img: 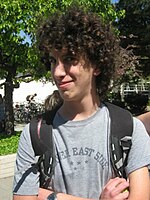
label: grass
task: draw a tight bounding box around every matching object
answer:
[0,132,21,156]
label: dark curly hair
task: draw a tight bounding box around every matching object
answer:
[37,5,124,99]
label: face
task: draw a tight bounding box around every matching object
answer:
[50,49,99,102]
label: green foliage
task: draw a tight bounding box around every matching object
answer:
[52,0,123,22]
[0,0,52,79]
[0,132,21,155]
[0,0,124,135]
[115,0,150,79]
[0,0,122,81]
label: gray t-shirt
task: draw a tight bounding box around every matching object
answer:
[13,105,150,199]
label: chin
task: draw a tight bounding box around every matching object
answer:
[62,96,74,102]
[60,92,75,102]
[59,91,70,99]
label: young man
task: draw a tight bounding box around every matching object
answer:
[13,5,150,200]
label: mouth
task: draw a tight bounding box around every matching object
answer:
[57,80,73,89]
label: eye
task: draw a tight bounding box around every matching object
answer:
[48,56,57,70]
[63,56,78,65]
[64,56,73,62]
[49,56,56,65]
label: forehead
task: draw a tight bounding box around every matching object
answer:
[50,47,79,57]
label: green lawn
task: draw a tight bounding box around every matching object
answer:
[0,132,21,156]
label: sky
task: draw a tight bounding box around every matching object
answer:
[111,0,118,3]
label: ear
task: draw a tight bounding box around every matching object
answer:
[93,68,101,76]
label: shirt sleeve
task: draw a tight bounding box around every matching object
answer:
[126,117,150,176]
[13,124,40,195]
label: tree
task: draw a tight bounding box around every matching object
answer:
[0,0,120,134]
[0,0,52,134]
[115,0,150,79]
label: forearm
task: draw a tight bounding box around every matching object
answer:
[13,195,37,200]
[13,192,93,200]
[56,193,95,200]
[13,177,130,200]
[38,188,95,200]
[38,177,129,200]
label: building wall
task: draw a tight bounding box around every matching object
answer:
[0,80,57,104]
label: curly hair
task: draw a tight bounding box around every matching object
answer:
[37,5,123,99]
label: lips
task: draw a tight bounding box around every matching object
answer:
[57,80,73,89]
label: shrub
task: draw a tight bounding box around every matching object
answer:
[124,93,149,115]
[0,132,21,155]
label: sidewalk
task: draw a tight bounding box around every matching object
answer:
[0,123,25,200]
[0,176,13,200]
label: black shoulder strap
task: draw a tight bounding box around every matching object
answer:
[30,108,57,156]
[105,102,133,178]
[29,107,59,188]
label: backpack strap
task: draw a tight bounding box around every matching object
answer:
[105,102,133,179]
[29,107,59,188]
[30,117,53,155]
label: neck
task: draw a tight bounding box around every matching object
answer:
[59,95,101,121]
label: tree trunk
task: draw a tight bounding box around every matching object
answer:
[4,73,14,135]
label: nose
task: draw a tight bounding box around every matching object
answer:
[52,60,66,79]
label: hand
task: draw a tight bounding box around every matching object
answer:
[100,177,129,200]
[38,188,53,200]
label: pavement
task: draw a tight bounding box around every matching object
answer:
[0,176,13,200]
[0,123,25,200]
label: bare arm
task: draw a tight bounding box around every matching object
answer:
[137,112,150,135]
[13,177,130,200]
[35,178,129,200]
[38,190,95,200]
[13,195,37,200]
[13,192,95,200]
[127,166,150,200]
[38,185,128,200]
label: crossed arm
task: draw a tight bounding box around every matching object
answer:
[13,166,150,200]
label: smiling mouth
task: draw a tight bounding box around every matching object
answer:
[58,81,73,88]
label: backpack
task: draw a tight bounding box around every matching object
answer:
[30,102,133,188]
